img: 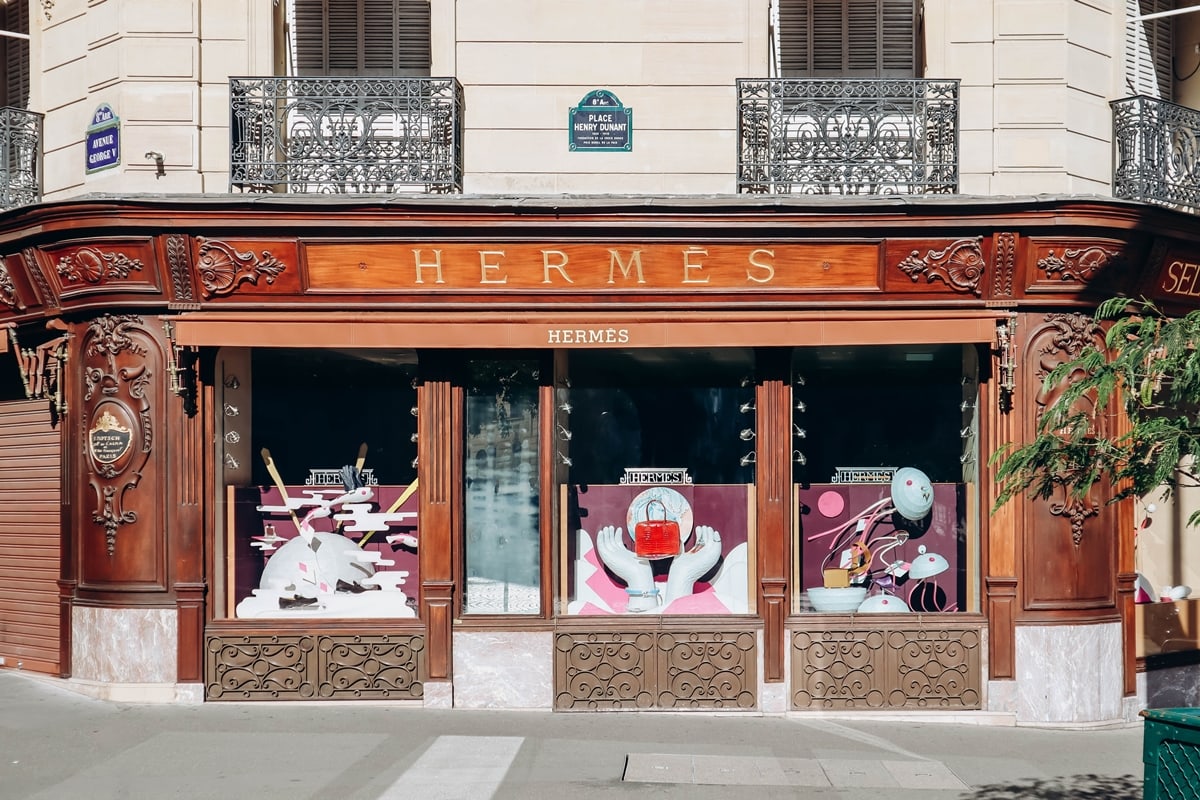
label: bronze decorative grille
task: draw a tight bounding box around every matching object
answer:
[554,628,758,711]
[0,107,41,210]
[737,79,959,195]
[791,620,983,710]
[1112,95,1200,212]
[229,76,463,194]
[205,631,425,701]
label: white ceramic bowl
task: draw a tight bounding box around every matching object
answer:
[857,592,910,613]
[806,586,868,613]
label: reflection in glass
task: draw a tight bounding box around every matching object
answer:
[464,359,541,614]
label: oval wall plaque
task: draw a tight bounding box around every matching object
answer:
[89,408,134,466]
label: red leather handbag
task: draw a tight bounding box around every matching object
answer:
[634,499,681,559]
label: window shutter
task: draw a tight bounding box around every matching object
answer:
[2,0,30,108]
[1125,0,1172,100]
[293,0,430,76]
[777,0,810,76]
[777,0,918,78]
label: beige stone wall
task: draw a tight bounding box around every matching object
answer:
[929,0,1120,197]
[25,0,1168,200]
[453,0,768,194]
[33,0,272,199]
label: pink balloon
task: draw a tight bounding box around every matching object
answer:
[817,490,845,518]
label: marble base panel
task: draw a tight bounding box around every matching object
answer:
[1015,622,1122,725]
[72,606,177,684]
[453,631,552,709]
[986,680,1018,714]
[424,681,453,709]
[758,630,787,713]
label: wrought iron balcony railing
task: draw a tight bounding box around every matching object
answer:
[1111,95,1200,212]
[737,79,959,195]
[229,76,464,194]
[0,107,42,211]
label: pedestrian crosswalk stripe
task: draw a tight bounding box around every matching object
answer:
[378,735,525,800]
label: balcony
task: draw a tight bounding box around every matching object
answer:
[229,76,463,194]
[0,107,42,211]
[737,79,959,196]
[1112,95,1200,212]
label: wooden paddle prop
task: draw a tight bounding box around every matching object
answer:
[358,477,419,547]
[260,447,301,531]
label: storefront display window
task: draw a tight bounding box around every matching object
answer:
[216,348,419,619]
[793,345,978,614]
[559,349,756,616]
[463,358,542,614]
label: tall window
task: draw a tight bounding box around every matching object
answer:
[1125,0,1173,100]
[777,0,919,77]
[1,0,29,108]
[292,0,431,76]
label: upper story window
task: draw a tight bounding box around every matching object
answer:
[1125,0,1173,100]
[292,0,431,76]
[776,0,920,77]
[1,0,29,107]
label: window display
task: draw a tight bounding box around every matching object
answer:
[793,345,977,614]
[558,349,756,616]
[216,348,419,619]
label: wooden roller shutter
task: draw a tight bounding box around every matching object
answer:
[293,0,431,76]
[778,0,919,77]
[0,400,62,676]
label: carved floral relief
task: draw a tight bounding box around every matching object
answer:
[897,239,985,295]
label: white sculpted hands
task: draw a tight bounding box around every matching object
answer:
[664,525,722,606]
[595,525,657,612]
[594,524,723,612]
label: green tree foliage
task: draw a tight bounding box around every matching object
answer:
[992,297,1200,526]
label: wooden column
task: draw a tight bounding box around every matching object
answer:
[171,329,206,682]
[983,317,1017,680]
[419,379,455,680]
[756,352,791,683]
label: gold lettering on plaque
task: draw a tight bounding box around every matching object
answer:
[89,410,133,465]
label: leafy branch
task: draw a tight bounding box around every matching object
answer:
[992,297,1200,527]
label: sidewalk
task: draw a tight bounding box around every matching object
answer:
[0,670,1145,799]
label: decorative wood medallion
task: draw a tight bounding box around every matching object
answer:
[22,248,56,308]
[1037,246,1121,284]
[166,234,198,306]
[992,233,1016,298]
[196,237,286,298]
[0,262,20,309]
[896,239,985,295]
[84,315,154,555]
[57,247,143,286]
[1033,312,1104,546]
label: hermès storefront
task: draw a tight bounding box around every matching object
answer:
[0,194,1184,722]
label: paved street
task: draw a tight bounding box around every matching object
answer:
[0,670,1144,799]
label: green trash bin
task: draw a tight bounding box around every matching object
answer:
[1143,708,1200,800]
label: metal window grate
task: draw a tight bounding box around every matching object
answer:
[229,75,463,194]
[737,78,959,196]
[1111,94,1200,213]
[0,107,41,211]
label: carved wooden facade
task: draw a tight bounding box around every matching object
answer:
[0,194,1189,709]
